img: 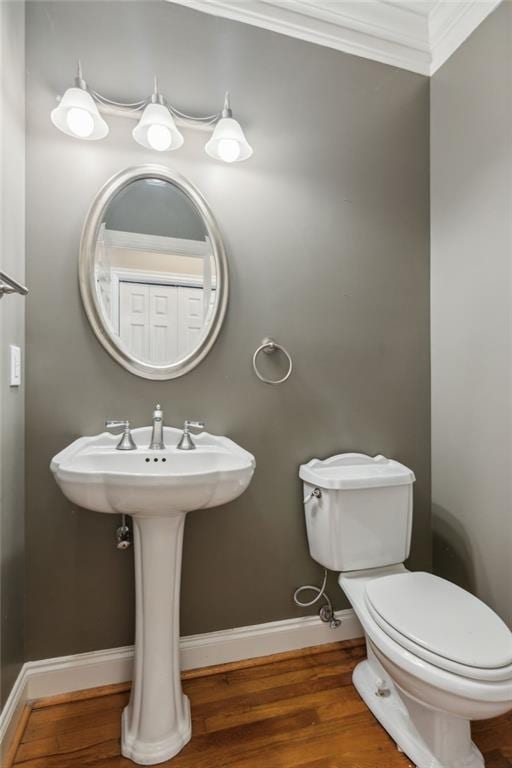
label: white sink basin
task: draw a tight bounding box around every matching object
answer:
[51,426,255,766]
[51,426,255,516]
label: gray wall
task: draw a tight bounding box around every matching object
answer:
[26,1,430,660]
[431,2,512,627]
[1,0,26,705]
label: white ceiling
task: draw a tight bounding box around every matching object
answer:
[168,0,502,75]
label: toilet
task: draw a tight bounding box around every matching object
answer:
[299,453,512,768]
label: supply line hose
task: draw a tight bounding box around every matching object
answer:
[293,569,341,629]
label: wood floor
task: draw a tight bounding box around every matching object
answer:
[10,640,512,768]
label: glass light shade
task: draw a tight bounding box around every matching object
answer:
[50,87,109,140]
[205,117,253,163]
[132,103,184,152]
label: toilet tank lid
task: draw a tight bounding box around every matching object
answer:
[299,453,415,490]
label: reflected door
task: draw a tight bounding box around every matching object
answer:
[149,285,179,364]
[119,282,150,361]
[119,282,203,365]
[178,287,204,358]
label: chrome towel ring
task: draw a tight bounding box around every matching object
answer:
[252,337,293,385]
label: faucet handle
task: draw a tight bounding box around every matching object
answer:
[184,420,205,431]
[105,419,129,429]
[105,420,137,451]
[177,420,205,451]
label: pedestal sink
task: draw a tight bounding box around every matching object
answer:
[51,426,255,765]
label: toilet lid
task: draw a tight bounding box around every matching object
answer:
[365,572,512,670]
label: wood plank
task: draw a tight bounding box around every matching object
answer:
[21,693,129,744]
[204,681,362,733]
[290,761,337,768]
[2,704,32,768]
[183,659,357,707]
[163,712,411,768]
[14,721,120,763]
[31,683,131,710]
[24,692,129,734]
[12,738,122,767]
[189,671,353,722]
[472,711,512,751]
[478,752,512,768]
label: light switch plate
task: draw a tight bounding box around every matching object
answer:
[9,345,21,386]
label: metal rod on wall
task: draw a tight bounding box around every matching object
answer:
[0,270,29,297]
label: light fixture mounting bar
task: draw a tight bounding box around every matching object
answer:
[83,80,222,130]
[83,89,221,129]
[92,100,216,132]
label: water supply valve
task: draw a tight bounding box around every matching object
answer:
[116,515,132,550]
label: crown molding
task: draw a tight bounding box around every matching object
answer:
[429,0,502,73]
[169,0,432,74]
[168,0,502,76]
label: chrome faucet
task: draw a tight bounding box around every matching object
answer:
[177,420,205,451]
[149,404,165,450]
[105,420,137,451]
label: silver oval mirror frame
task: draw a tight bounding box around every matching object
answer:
[79,165,228,380]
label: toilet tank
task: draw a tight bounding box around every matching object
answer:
[299,453,415,572]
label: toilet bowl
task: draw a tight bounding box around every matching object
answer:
[299,453,512,768]
[341,566,512,768]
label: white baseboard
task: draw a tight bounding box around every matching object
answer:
[0,665,29,763]
[181,608,361,672]
[0,608,362,752]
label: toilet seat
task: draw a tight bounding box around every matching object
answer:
[365,572,512,683]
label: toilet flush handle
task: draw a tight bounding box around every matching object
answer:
[304,487,322,504]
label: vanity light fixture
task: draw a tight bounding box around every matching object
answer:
[205,93,253,163]
[132,79,184,152]
[51,63,253,162]
[50,63,109,140]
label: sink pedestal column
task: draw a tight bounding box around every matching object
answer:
[121,514,191,765]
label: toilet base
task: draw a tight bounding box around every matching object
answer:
[353,651,484,768]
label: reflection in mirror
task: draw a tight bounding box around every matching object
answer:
[94,178,217,367]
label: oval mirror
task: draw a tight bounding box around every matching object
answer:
[79,166,228,380]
